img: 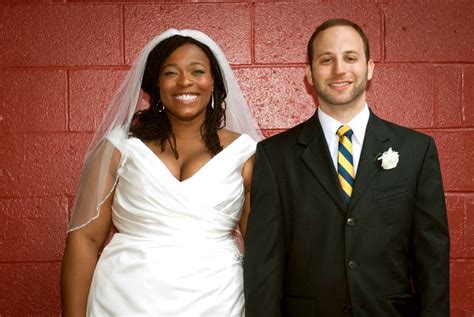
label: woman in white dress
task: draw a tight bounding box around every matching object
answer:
[61,29,262,316]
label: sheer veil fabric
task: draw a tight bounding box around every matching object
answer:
[67,29,262,232]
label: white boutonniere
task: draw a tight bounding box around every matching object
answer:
[377,147,399,170]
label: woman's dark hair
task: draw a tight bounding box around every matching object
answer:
[130,35,227,158]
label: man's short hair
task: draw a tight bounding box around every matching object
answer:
[307,18,371,64]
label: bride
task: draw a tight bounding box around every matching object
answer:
[61,29,261,316]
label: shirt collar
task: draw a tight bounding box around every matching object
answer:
[318,104,370,145]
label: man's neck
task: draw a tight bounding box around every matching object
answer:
[318,99,366,124]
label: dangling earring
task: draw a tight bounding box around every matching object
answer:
[157,101,165,112]
[210,92,214,109]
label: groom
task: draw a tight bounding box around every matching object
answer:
[244,19,449,316]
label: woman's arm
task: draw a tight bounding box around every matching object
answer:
[61,142,121,316]
[61,193,113,317]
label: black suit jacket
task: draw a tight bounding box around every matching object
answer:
[244,111,449,317]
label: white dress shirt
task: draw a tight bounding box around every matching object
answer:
[318,104,370,176]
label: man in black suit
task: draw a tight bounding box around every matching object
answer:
[244,18,449,316]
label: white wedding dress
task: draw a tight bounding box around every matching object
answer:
[86,133,256,316]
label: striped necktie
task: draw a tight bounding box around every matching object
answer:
[337,125,354,204]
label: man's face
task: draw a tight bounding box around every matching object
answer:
[305,25,374,110]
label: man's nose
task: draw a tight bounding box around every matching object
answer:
[333,59,347,75]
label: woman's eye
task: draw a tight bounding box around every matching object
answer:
[192,69,205,75]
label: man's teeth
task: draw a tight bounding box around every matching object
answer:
[330,82,350,87]
[175,94,198,101]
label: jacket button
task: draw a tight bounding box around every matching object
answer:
[348,260,358,269]
[344,304,352,313]
[346,218,355,226]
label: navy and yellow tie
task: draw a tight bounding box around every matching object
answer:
[337,125,354,204]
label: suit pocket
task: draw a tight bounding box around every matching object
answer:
[372,179,412,225]
[283,296,316,317]
[385,292,419,317]
[372,179,409,201]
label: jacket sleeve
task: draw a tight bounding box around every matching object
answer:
[411,137,450,316]
[244,142,285,317]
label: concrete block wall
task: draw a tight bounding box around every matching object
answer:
[0,0,472,315]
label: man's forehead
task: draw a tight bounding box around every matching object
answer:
[312,27,364,50]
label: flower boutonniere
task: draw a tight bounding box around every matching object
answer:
[377,147,399,170]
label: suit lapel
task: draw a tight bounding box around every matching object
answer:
[299,114,346,212]
[348,112,391,210]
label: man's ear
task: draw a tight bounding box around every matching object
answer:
[367,58,374,81]
[305,64,314,86]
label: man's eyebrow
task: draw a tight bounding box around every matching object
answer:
[315,50,360,58]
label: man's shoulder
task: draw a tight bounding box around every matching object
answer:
[372,112,433,143]
[259,118,311,149]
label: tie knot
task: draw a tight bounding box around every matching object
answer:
[337,125,353,138]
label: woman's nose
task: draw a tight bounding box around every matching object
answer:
[177,73,192,87]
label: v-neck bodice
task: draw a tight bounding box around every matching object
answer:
[134,134,249,184]
[108,133,256,238]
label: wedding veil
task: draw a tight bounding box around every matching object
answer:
[67,29,262,232]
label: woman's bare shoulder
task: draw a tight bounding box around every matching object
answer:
[218,129,241,148]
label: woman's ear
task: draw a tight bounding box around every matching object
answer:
[141,90,150,103]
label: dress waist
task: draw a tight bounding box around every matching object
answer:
[108,232,238,253]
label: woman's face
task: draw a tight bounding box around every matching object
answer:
[158,43,214,123]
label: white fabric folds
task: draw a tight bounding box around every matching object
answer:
[86,133,256,315]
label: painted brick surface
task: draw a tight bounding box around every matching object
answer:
[0,133,91,197]
[433,66,463,127]
[69,69,129,132]
[0,0,50,3]
[254,2,381,64]
[235,67,316,129]
[261,129,285,138]
[124,4,252,65]
[0,1,472,315]
[451,261,474,313]
[446,194,465,259]
[0,5,122,67]
[429,131,474,191]
[0,263,61,316]
[384,2,474,62]
[451,309,474,317]
[464,66,474,127]
[0,70,67,132]
[465,195,474,257]
[0,197,68,262]
[367,64,433,128]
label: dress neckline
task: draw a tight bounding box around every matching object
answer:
[133,134,247,184]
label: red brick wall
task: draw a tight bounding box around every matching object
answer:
[0,1,472,315]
